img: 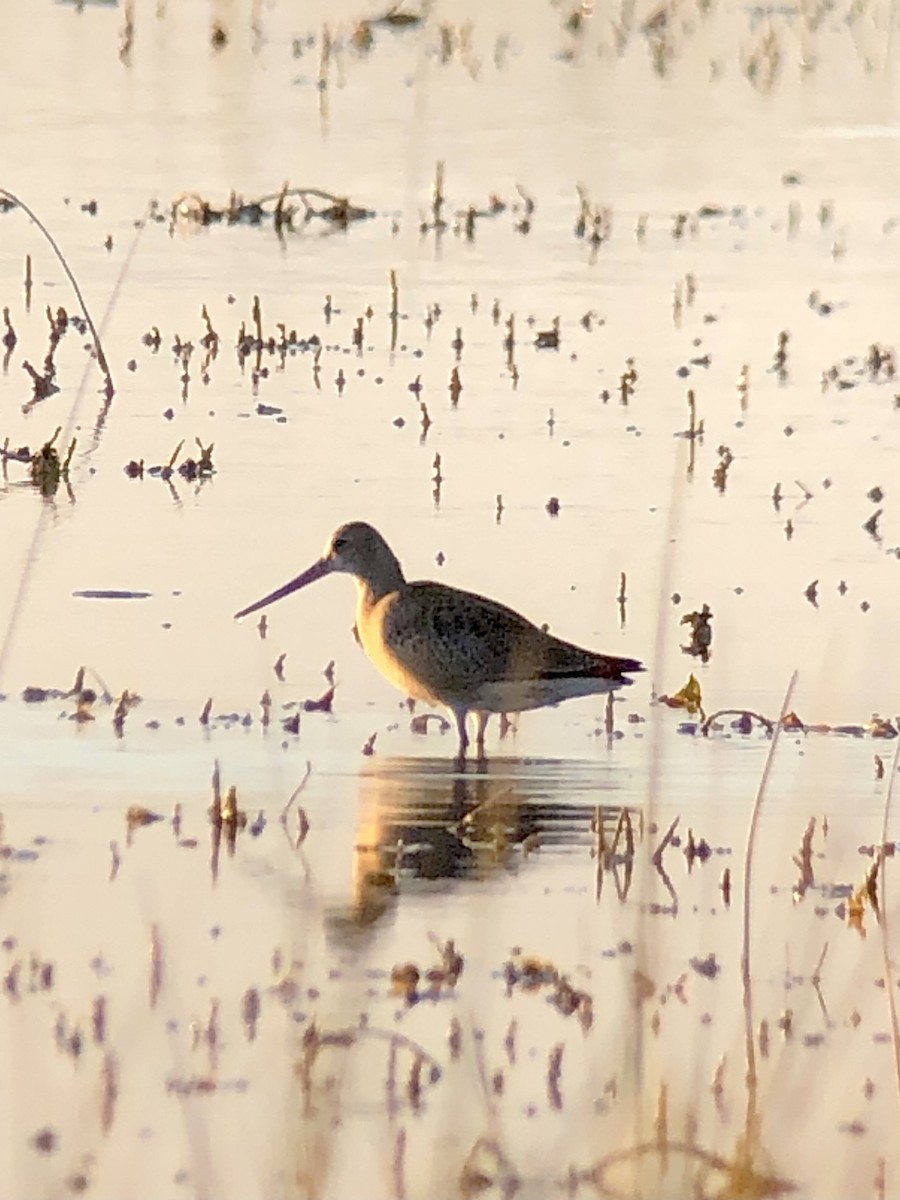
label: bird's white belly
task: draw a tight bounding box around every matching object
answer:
[473,675,621,714]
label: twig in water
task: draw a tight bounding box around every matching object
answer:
[281,762,312,824]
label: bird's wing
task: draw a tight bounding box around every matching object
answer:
[384,582,640,700]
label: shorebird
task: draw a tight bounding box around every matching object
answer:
[235,522,643,759]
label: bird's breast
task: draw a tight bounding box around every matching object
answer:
[355,588,440,703]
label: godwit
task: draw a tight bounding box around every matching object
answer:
[235,522,642,759]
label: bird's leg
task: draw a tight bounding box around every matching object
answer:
[474,711,489,758]
[453,708,469,761]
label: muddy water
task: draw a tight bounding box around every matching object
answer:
[2,2,900,1198]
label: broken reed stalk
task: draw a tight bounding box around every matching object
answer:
[0,187,114,396]
[630,438,692,1147]
[432,161,445,227]
[389,269,399,353]
[878,730,900,1106]
[740,669,797,1157]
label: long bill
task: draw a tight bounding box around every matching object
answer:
[234,557,333,620]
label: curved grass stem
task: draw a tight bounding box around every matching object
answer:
[0,187,114,397]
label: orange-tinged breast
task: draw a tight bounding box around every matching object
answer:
[355,587,442,703]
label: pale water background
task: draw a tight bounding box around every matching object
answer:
[2,1,900,1197]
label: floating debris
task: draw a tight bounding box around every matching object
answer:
[126,805,164,835]
[124,438,215,483]
[173,185,374,232]
[303,685,334,713]
[1,427,75,497]
[681,604,713,661]
[659,674,705,721]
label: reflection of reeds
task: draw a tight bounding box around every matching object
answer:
[5,702,900,1196]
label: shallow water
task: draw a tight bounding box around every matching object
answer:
[3,1,900,1197]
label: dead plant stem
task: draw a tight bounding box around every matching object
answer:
[879,730,900,1105]
[0,188,113,393]
[741,669,797,1154]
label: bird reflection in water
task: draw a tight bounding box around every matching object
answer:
[325,756,641,937]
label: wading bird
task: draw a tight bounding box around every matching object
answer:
[235,522,642,760]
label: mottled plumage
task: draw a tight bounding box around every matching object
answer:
[235,522,643,758]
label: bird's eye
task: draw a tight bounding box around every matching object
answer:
[333,537,346,551]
